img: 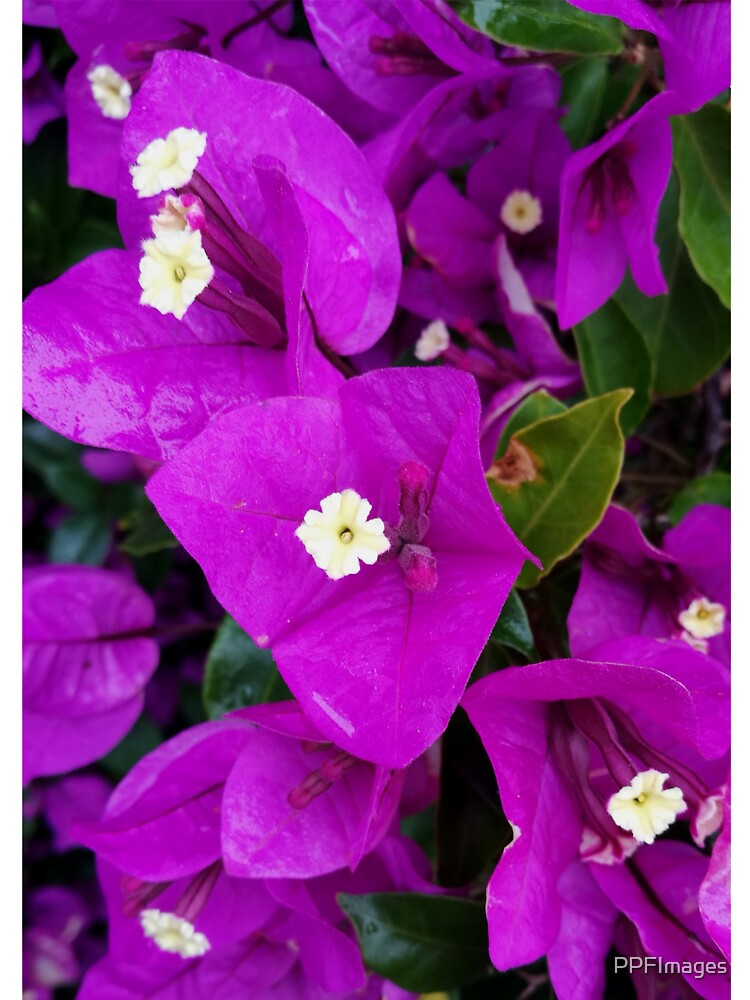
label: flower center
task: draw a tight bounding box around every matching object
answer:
[415,319,451,362]
[296,489,390,580]
[500,189,543,235]
[138,230,214,321]
[140,909,211,959]
[122,861,221,959]
[87,64,132,120]
[607,770,687,845]
[678,597,726,639]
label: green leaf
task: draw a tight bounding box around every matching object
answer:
[101,714,163,779]
[614,176,730,397]
[669,472,730,525]
[559,57,609,148]
[489,590,537,659]
[496,391,568,455]
[338,892,490,992]
[23,418,104,511]
[455,0,624,55]
[672,106,730,308]
[119,498,178,556]
[203,616,291,719]
[488,390,631,588]
[574,298,652,436]
[47,512,112,566]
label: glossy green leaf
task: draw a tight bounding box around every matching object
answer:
[48,512,112,566]
[489,589,537,659]
[203,616,290,719]
[119,498,178,556]
[574,298,652,436]
[496,391,568,455]
[559,57,608,148]
[669,472,730,525]
[614,177,729,397]
[338,892,490,992]
[456,0,623,55]
[489,390,631,587]
[672,106,730,308]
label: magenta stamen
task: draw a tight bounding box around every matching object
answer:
[120,875,170,917]
[198,278,284,348]
[565,698,638,788]
[369,31,452,78]
[123,27,208,64]
[173,861,222,924]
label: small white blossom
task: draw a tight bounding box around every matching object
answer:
[678,597,726,640]
[607,770,687,845]
[87,64,132,120]
[139,229,213,320]
[131,127,206,198]
[415,319,450,362]
[296,489,390,580]
[140,909,211,959]
[500,189,543,235]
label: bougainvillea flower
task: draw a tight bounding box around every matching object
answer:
[23,42,65,144]
[401,249,580,467]
[461,636,730,984]
[23,565,160,784]
[592,840,730,1000]
[568,503,730,666]
[305,0,495,116]
[77,704,406,882]
[547,843,730,1000]
[568,0,730,110]
[365,63,563,212]
[23,51,400,458]
[147,368,531,766]
[55,0,301,197]
[78,836,429,999]
[404,110,570,310]
[555,90,684,329]
[23,885,102,999]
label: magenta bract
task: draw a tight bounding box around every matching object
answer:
[147,368,530,766]
[23,565,160,784]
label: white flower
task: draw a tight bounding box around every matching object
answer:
[140,909,210,959]
[131,127,207,198]
[87,64,132,120]
[415,319,450,362]
[500,189,543,235]
[295,489,390,580]
[607,770,687,845]
[678,597,726,639]
[139,229,213,320]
